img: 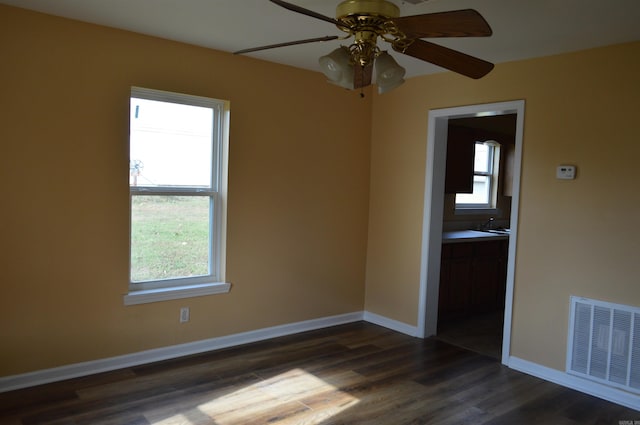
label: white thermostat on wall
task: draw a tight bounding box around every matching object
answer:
[556,165,576,180]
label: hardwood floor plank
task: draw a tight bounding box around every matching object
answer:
[255,343,381,379]
[141,373,268,424]
[322,380,436,425]
[1,322,637,425]
[560,392,634,425]
[0,387,78,418]
[352,339,466,378]
[482,384,584,425]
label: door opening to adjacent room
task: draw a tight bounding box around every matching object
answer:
[417,101,525,365]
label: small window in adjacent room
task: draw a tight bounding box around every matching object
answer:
[456,141,500,210]
[125,87,230,305]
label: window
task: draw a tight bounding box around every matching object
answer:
[125,87,229,305]
[455,141,500,209]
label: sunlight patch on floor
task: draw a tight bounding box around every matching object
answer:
[148,368,361,424]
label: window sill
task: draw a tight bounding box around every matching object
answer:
[124,282,231,306]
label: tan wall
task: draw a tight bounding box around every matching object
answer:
[0,5,370,376]
[2,3,639,380]
[365,42,640,370]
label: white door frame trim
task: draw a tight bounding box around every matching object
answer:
[417,100,525,365]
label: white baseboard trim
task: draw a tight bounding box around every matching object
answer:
[508,356,640,412]
[19,309,637,413]
[0,311,364,393]
[363,311,419,337]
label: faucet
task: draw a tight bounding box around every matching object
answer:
[479,217,495,230]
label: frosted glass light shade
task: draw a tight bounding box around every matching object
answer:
[375,51,405,94]
[319,47,354,90]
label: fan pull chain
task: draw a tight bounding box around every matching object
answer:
[359,65,365,98]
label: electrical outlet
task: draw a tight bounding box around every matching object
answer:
[180,307,190,323]
[556,165,576,180]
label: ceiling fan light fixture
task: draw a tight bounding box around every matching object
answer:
[319,46,354,89]
[375,51,405,94]
[239,1,495,92]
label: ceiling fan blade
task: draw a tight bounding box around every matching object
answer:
[233,36,339,54]
[392,9,492,38]
[269,0,350,30]
[354,63,373,89]
[398,39,494,79]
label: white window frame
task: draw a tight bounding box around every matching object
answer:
[124,87,230,305]
[455,140,501,211]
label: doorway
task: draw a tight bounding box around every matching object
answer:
[417,100,525,365]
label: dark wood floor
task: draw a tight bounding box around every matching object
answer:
[1,322,637,425]
[436,312,504,359]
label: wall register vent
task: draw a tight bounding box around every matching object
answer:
[567,296,640,394]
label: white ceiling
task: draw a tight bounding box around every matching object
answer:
[2,0,639,79]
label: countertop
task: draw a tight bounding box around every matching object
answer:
[442,230,509,243]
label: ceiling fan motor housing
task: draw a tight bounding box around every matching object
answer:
[336,0,400,19]
[336,0,401,66]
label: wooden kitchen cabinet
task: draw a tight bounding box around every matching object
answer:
[502,142,515,197]
[438,243,473,319]
[471,241,505,314]
[438,239,508,322]
[444,125,475,194]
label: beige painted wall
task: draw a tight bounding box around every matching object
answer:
[365,41,640,370]
[0,5,370,376]
[2,3,639,380]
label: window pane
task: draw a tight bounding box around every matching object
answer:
[131,196,210,282]
[130,98,213,188]
[456,176,490,205]
[474,143,490,173]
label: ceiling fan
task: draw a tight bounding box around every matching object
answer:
[234,0,494,94]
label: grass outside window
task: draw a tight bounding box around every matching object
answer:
[131,196,210,282]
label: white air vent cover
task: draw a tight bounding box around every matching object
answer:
[567,296,640,393]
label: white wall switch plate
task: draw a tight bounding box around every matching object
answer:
[556,165,576,180]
